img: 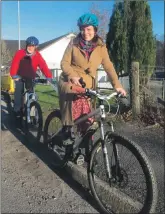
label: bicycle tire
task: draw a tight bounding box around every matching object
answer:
[1,91,13,114]
[25,101,43,143]
[43,109,68,168]
[88,132,157,214]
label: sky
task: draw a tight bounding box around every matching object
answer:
[1,1,164,44]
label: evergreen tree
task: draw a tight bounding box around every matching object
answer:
[106,3,127,76]
[106,1,156,78]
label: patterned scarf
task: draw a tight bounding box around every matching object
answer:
[79,36,96,59]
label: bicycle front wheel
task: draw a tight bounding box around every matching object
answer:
[25,101,43,143]
[88,132,157,214]
[1,90,14,115]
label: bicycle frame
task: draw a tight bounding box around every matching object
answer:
[65,96,116,180]
[53,96,115,153]
[21,80,38,123]
[73,92,121,181]
[48,81,120,180]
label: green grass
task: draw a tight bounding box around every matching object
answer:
[35,84,59,121]
[35,85,117,123]
[35,85,116,109]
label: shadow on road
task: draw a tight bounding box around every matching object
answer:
[1,103,100,213]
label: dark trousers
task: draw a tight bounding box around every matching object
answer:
[14,80,24,112]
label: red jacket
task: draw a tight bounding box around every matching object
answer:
[10,49,52,79]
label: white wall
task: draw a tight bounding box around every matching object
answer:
[39,33,75,69]
[97,70,130,91]
[52,69,130,91]
[119,76,130,91]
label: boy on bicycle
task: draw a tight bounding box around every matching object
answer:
[10,36,52,120]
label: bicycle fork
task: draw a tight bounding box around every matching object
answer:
[100,120,112,182]
[100,118,121,184]
[99,104,112,182]
[25,93,31,123]
[26,93,36,123]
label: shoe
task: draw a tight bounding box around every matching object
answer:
[61,126,75,146]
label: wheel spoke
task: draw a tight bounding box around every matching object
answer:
[88,135,157,214]
[43,111,67,168]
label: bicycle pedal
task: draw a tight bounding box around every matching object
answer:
[75,154,84,166]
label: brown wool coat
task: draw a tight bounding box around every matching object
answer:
[58,35,122,125]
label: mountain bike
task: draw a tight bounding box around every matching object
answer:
[2,78,43,143]
[43,82,157,214]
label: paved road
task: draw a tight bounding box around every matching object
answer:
[1,100,164,213]
[1,102,99,213]
[114,121,164,214]
[89,120,164,214]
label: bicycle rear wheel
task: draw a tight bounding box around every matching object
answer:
[43,109,69,168]
[88,132,157,214]
[25,101,43,143]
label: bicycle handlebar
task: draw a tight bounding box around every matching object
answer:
[13,77,38,84]
[49,78,130,108]
[86,88,118,100]
[71,85,118,99]
[71,85,130,107]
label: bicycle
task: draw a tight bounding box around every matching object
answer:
[43,82,157,214]
[2,78,43,143]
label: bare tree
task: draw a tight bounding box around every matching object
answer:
[1,40,12,66]
[90,3,110,41]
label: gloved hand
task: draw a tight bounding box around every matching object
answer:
[12,75,21,81]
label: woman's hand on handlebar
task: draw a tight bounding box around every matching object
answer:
[115,87,127,97]
[70,77,82,87]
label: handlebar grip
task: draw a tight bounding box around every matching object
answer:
[79,77,86,88]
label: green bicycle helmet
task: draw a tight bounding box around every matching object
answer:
[77,13,98,27]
